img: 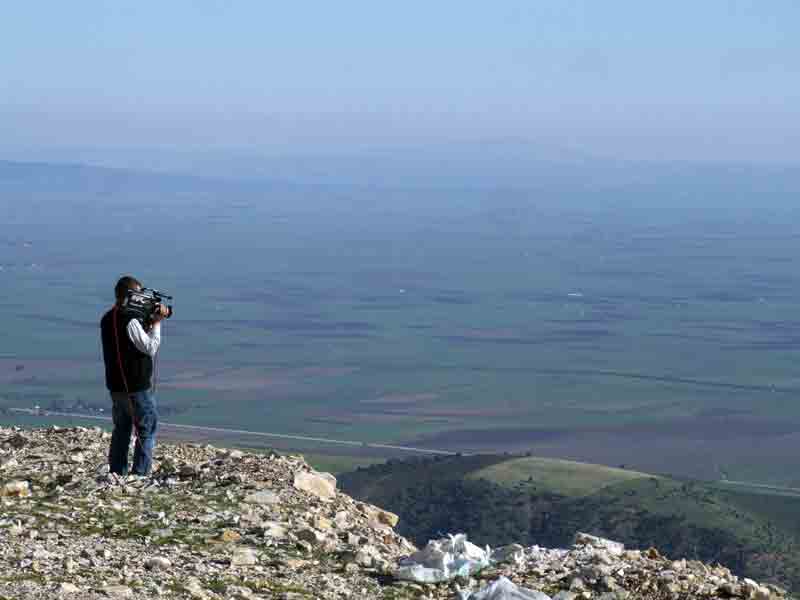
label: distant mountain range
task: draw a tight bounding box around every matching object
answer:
[3,142,799,192]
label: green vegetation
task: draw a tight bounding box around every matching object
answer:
[6,161,800,597]
[469,455,652,497]
[5,161,800,488]
[340,454,800,592]
[298,452,386,475]
[714,486,800,540]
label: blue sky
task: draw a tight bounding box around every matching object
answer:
[1,2,799,162]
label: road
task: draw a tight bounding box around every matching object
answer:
[9,408,800,494]
[7,407,457,456]
[714,479,800,497]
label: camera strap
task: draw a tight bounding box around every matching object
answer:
[112,306,142,453]
[112,306,130,395]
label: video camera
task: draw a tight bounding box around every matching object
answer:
[122,287,174,324]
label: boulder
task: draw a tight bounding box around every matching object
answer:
[223,529,243,543]
[68,451,85,463]
[296,527,326,546]
[262,521,287,539]
[57,582,81,594]
[6,433,29,449]
[293,470,336,500]
[361,503,400,528]
[230,547,258,566]
[493,543,526,564]
[145,556,172,570]
[574,532,624,556]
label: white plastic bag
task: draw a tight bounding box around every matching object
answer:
[395,534,491,583]
[466,577,551,600]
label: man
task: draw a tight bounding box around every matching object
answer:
[100,275,168,476]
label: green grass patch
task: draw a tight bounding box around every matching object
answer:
[230,445,386,474]
[713,485,800,539]
[469,455,653,497]
[299,452,386,475]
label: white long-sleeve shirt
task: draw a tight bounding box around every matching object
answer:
[126,319,161,357]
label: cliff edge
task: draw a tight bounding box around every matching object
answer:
[0,427,791,600]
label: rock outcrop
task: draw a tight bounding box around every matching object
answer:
[0,426,792,599]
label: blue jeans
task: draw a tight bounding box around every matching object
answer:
[109,390,158,475]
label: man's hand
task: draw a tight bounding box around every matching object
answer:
[152,304,170,323]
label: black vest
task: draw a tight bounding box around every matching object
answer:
[100,308,153,393]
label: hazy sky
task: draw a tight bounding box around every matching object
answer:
[2,2,799,163]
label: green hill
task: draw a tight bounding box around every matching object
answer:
[339,454,800,593]
[469,455,652,497]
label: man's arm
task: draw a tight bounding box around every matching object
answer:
[126,319,161,357]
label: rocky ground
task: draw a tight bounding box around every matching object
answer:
[0,426,793,600]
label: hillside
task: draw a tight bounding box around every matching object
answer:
[0,427,794,599]
[339,454,800,593]
[467,456,653,497]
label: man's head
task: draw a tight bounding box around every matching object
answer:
[114,275,142,305]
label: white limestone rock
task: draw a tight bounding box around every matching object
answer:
[57,582,81,594]
[262,520,287,539]
[145,556,172,570]
[243,489,279,505]
[230,547,259,566]
[293,470,336,500]
[1,480,31,497]
[101,585,134,598]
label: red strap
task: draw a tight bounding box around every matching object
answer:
[112,306,130,394]
[112,306,142,452]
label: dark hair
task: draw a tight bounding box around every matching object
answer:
[115,275,142,302]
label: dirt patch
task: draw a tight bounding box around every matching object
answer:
[421,408,520,417]
[371,407,521,418]
[411,416,800,447]
[361,392,439,405]
[309,412,453,425]
[0,359,95,384]
[296,366,358,377]
[448,328,528,340]
[405,417,800,481]
[355,392,522,417]
[160,378,290,391]
[180,318,377,333]
[161,365,357,392]
[438,328,615,345]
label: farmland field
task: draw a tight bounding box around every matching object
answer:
[2,161,800,485]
